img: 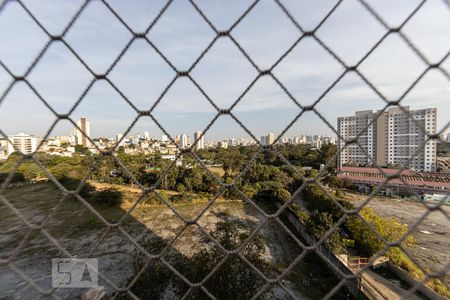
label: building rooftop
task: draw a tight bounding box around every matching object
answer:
[338,166,450,190]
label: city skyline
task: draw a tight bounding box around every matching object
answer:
[0,0,449,139]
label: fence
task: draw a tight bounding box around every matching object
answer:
[0,0,449,299]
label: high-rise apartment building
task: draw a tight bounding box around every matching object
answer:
[267,132,275,145]
[337,107,437,172]
[260,132,276,146]
[7,133,38,155]
[260,135,268,146]
[180,134,188,148]
[74,117,91,147]
[116,133,125,147]
[194,131,205,150]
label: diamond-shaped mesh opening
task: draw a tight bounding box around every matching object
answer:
[315,0,386,66]
[64,1,133,74]
[0,0,449,299]
[0,1,48,75]
[27,41,94,113]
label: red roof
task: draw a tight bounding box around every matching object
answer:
[340,166,413,176]
[337,167,450,191]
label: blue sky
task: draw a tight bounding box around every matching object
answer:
[0,0,449,141]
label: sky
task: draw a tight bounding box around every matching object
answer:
[0,0,449,142]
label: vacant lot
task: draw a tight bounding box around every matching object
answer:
[0,183,348,299]
[344,191,450,279]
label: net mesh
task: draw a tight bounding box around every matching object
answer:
[0,0,449,299]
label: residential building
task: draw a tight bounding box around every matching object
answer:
[338,110,377,167]
[219,140,228,149]
[54,136,71,144]
[74,117,91,147]
[180,134,188,148]
[116,133,125,147]
[194,131,205,150]
[228,138,238,147]
[7,133,38,155]
[260,132,275,146]
[267,132,275,145]
[0,139,8,159]
[337,107,437,172]
[260,135,268,146]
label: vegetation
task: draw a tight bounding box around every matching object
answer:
[301,183,449,298]
[128,221,271,299]
[305,211,344,253]
[1,143,447,297]
[89,188,122,207]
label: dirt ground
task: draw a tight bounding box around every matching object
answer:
[0,183,346,299]
[343,191,450,278]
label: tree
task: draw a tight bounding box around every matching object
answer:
[253,181,291,205]
[74,145,88,154]
[189,221,269,299]
[306,211,344,253]
[176,183,186,193]
[128,221,271,300]
[319,144,337,170]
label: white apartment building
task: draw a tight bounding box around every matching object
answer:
[7,133,38,155]
[260,132,276,146]
[260,135,268,146]
[116,133,125,147]
[219,140,228,149]
[180,134,189,148]
[338,107,437,172]
[0,139,8,159]
[267,132,275,145]
[338,110,377,166]
[194,131,205,150]
[387,107,437,172]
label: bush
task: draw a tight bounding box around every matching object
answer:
[170,192,194,203]
[58,176,95,198]
[289,204,309,223]
[128,221,270,299]
[345,207,415,256]
[175,183,186,193]
[90,189,123,207]
[253,181,291,204]
[305,211,345,253]
[0,172,25,184]
[302,184,353,222]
